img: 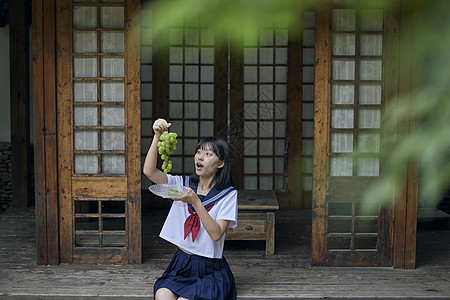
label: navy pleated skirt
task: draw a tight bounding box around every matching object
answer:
[154,249,237,300]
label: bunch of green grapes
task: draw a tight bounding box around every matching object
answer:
[157,131,178,174]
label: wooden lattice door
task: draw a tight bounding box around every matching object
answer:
[56,0,141,264]
[312,2,394,266]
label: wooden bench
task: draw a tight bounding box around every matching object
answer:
[226,190,279,255]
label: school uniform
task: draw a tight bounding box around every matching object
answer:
[153,174,238,300]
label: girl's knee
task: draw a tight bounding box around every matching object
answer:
[155,287,177,300]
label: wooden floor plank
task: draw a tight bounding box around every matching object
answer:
[0,208,449,299]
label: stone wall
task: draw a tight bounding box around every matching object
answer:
[0,142,12,212]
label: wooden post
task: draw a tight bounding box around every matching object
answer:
[393,0,418,269]
[311,0,331,266]
[32,0,59,265]
[10,0,32,209]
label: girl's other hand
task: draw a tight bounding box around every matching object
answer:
[153,118,171,136]
[171,187,199,206]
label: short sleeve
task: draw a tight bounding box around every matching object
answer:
[166,174,185,186]
[216,189,238,228]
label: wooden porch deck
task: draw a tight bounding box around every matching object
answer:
[1,207,449,299]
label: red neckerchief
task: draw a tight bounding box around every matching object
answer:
[184,203,215,242]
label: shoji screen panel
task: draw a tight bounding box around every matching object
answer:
[140,4,153,189]
[242,21,290,191]
[302,11,315,205]
[328,4,384,252]
[168,18,216,175]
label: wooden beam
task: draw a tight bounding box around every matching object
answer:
[393,0,418,269]
[311,0,331,266]
[379,5,400,268]
[32,0,47,265]
[125,0,142,264]
[10,0,31,209]
[42,0,59,265]
[56,0,72,264]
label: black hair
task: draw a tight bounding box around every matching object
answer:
[190,136,234,190]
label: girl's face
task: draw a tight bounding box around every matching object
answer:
[194,145,224,178]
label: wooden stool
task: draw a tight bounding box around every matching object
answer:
[226,190,279,255]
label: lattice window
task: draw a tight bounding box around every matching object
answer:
[330,6,383,177]
[302,11,315,195]
[327,202,379,251]
[168,18,216,175]
[326,2,384,251]
[242,20,290,190]
[71,0,126,248]
[140,4,153,188]
[72,0,126,175]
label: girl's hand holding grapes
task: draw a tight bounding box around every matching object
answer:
[153,118,171,136]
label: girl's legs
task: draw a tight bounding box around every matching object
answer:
[154,288,178,300]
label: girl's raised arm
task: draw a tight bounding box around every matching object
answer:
[143,118,170,184]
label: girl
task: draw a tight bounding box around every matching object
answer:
[144,118,238,300]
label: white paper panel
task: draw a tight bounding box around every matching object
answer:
[74,31,97,53]
[356,157,379,176]
[331,132,353,153]
[201,29,214,45]
[74,130,98,150]
[359,9,383,31]
[259,176,273,190]
[184,103,198,118]
[200,121,213,137]
[101,107,124,126]
[200,85,214,101]
[332,9,356,31]
[74,57,97,78]
[243,158,257,174]
[75,154,98,174]
[200,103,214,119]
[359,60,382,80]
[200,66,214,83]
[101,32,124,53]
[259,48,273,64]
[102,154,125,174]
[330,156,353,176]
[244,176,257,190]
[102,130,125,150]
[101,81,124,102]
[74,81,97,102]
[332,60,355,80]
[260,158,273,174]
[333,34,355,56]
[244,139,257,155]
[331,109,354,129]
[184,121,198,137]
[100,7,124,28]
[184,84,198,100]
[73,6,97,28]
[259,140,273,155]
[74,106,97,126]
[359,34,382,56]
[359,84,381,104]
[358,108,380,129]
[185,47,199,64]
[332,84,354,104]
[358,133,380,153]
[101,57,124,77]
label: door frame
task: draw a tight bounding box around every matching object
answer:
[312,0,419,268]
[33,0,142,265]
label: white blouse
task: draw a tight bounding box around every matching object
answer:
[158,174,238,259]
